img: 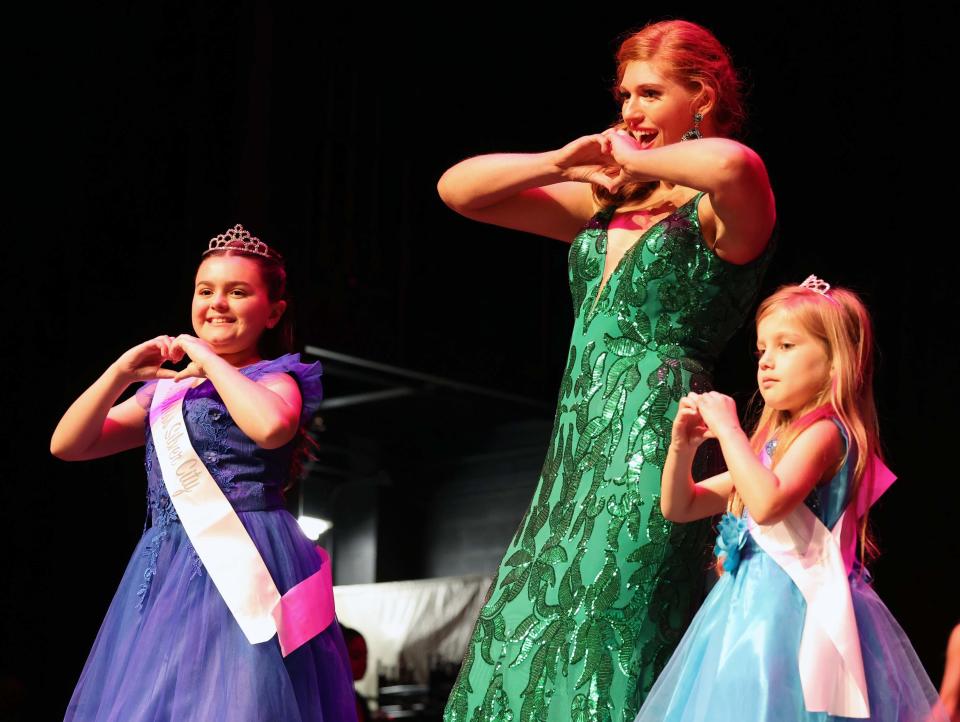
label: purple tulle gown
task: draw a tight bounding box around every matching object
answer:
[65,354,356,722]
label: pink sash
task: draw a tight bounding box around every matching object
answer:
[150,378,335,656]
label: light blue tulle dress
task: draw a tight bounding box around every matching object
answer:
[634,420,948,722]
[65,354,356,722]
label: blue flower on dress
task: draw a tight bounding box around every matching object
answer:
[714,512,749,573]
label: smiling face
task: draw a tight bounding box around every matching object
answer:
[755,307,833,416]
[617,60,707,148]
[192,254,286,361]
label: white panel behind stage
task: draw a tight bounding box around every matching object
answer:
[334,574,493,700]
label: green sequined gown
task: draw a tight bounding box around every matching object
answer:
[444,192,774,722]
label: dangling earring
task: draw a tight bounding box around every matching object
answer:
[681,112,703,141]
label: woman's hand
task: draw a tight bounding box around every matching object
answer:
[601,129,659,184]
[692,391,742,440]
[169,334,219,381]
[552,134,625,191]
[671,393,714,450]
[112,336,180,383]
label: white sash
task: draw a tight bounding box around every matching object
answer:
[149,378,335,655]
[749,450,895,718]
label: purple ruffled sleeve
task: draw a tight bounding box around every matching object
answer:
[244,353,324,425]
[134,380,159,410]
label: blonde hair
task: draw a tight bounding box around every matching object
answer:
[731,283,882,563]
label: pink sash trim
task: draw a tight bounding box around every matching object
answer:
[748,443,895,718]
[840,455,896,574]
[150,378,335,657]
[274,547,336,657]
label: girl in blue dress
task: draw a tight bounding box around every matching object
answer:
[633,277,949,721]
[53,226,356,722]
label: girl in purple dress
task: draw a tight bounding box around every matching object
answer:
[53,225,356,722]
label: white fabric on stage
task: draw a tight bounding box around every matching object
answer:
[334,574,492,700]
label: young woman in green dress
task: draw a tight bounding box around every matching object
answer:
[438,20,777,722]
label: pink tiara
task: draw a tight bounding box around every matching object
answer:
[204,224,272,258]
[799,274,832,296]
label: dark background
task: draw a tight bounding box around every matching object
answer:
[3,3,956,719]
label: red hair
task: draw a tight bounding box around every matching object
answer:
[615,20,745,138]
[595,20,746,208]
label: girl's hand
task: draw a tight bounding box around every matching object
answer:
[113,336,180,383]
[169,334,219,381]
[692,392,742,439]
[552,134,625,191]
[671,393,714,450]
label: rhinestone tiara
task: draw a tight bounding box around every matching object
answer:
[204,224,272,258]
[799,274,831,296]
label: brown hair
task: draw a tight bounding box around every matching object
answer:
[202,245,294,359]
[595,20,745,208]
[202,240,311,487]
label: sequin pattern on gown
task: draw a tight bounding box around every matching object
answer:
[444,194,774,722]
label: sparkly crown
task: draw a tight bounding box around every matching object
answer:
[799,274,832,296]
[204,224,272,258]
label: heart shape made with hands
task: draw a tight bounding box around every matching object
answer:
[118,334,217,383]
[673,391,742,448]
